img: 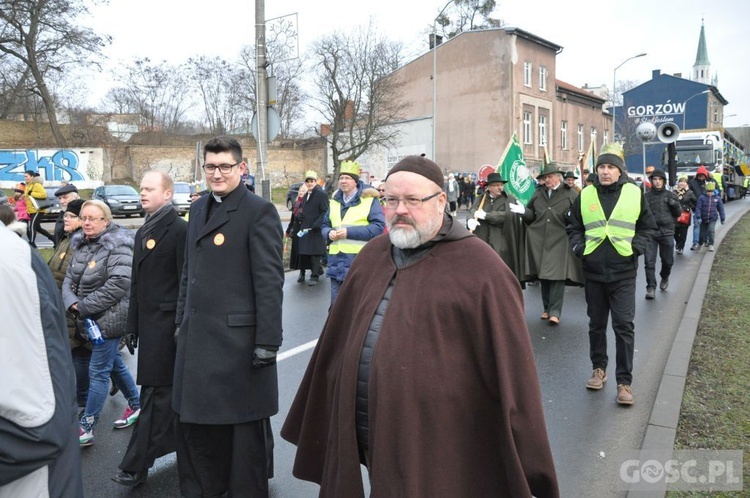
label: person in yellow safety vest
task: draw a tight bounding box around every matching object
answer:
[711,168,724,195]
[566,142,657,407]
[322,160,386,304]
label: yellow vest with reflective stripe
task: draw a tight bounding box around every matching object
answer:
[328,196,375,255]
[712,172,724,192]
[580,183,641,257]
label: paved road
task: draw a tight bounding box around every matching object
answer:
[77,201,747,497]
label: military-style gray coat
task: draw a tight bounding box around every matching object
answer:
[126,208,187,387]
[173,186,284,425]
[520,183,584,285]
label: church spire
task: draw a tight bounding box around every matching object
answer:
[692,19,711,84]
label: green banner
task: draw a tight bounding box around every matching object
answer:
[497,133,534,205]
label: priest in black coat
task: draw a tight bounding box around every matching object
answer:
[112,171,187,487]
[173,136,284,498]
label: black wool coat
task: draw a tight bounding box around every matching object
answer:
[298,186,329,256]
[173,186,285,425]
[126,208,187,386]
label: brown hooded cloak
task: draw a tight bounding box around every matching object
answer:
[281,219,559,498]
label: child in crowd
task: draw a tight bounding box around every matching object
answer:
[694,181,726,252]
[12,182,30,223]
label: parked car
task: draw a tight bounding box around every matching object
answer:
[286,182,303,210]
[172,182,191,215]
[41,187,64,222]
[92,185,144,217]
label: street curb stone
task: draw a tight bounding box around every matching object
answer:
[628,199,750,497]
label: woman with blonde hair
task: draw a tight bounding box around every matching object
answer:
[62,200,141,446]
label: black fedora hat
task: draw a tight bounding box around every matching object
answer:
[486,172,507,184]
[564,171,578,179]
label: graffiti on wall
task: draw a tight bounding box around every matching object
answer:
[0,149,89,182]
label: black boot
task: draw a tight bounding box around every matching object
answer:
[297,271,305,283]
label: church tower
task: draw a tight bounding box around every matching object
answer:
[692,19,712,85]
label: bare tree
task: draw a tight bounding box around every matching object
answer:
[436,0,504,40]
[113,57,193,134]
[187,55,252,134]
[238,16,307,138]
[608,79,640,110]
[0,0,110,146]
[309,22,410,179]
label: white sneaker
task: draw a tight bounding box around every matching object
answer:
[708,245,714,252]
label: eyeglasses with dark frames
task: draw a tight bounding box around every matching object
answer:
[383,191,442,209]
[202,162,240,174]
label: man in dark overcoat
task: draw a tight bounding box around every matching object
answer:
[112,171,187,487]
[173,136,284,498]
[467,172,526,285]
[298,170,329,285]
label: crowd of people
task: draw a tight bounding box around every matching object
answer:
[0,137,734,497]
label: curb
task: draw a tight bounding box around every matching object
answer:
[628,200,750,497]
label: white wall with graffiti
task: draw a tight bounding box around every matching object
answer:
[0,148,105,189]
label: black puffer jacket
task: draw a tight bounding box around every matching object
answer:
[567,177,656,283]
[62,223,134,339]
[645,187,682,235]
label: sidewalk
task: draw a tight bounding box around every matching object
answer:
[629,199,750,497]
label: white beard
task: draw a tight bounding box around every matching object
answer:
[388,211,443,249]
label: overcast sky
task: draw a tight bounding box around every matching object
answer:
[86,0,750,128]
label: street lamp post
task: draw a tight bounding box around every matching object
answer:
[681,89,711,130]
[612,53,647,142]
[432,0,454,161]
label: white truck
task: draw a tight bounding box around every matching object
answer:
[669,129,748,201]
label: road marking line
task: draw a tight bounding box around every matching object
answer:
[278,339,318,362]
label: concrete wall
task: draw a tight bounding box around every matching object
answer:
[0,121,328,189]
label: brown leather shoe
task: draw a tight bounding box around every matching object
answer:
[617,384,634,405]
[586,368,607,390]
[548,316,559,325]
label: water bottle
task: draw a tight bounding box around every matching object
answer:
[84,318,105,345]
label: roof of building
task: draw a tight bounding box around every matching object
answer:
[556,80,606,104]
[502,27,563,53]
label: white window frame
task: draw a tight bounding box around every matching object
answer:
[539,115,547,146]
[523,62,532,87]
[523,112,532,144]
[604,130,609,145]
[539,66,547,91]
[577,124,584,151]
[561,120,568,150]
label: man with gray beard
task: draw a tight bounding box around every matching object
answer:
[282,156,559,498]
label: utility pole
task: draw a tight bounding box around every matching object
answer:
[255,0,270,200]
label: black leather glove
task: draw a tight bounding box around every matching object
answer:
[124,333,138,355]
[252,347,277,369]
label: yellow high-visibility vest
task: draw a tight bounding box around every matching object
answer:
[580,183,641,257]
[328,196,375,255]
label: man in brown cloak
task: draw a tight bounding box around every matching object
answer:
[282,155,559,498]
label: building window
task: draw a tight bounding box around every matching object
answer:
[591,127,597,140]
[714,109,719,123]
[523,112,532,144]
[561,120,568,150]
[577,124,584,151]
[604,130,609,145]
[524,62,532,87]
[539,66,547,91]
[539,115,547,145]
